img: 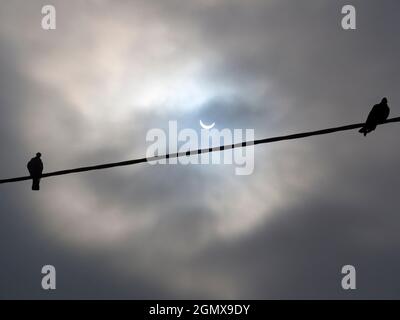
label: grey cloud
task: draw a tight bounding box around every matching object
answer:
[0,0,399,299]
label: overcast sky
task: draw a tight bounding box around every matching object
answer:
[0,0,400,299]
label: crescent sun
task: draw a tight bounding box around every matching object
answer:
[199,120,216,130]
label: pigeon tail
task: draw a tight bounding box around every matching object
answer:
[32,178,41,191]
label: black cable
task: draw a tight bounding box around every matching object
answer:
[1,117,400,185]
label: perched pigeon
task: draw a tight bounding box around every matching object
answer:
[359,97,390,136]
[27,152,44,191]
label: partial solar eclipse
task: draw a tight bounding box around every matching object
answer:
[199,120,215,130]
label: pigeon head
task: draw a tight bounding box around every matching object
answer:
[36,152,42,158]
[382,97,388,104]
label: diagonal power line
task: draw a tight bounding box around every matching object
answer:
[1,117,400,185]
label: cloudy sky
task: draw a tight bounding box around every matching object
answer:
[0,0,399,299]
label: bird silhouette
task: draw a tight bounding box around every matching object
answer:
[359,97,390,136]
[27,152,44,191]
